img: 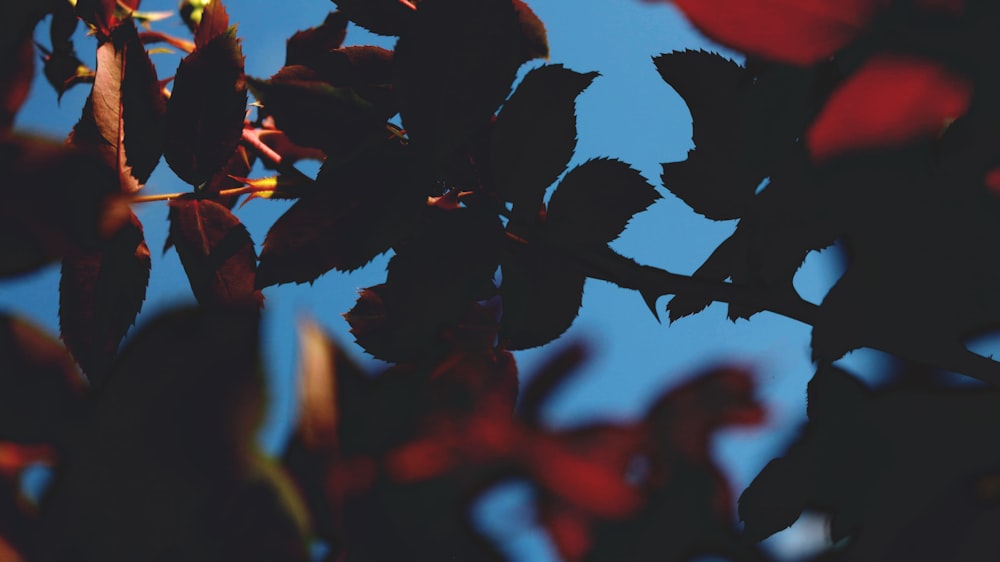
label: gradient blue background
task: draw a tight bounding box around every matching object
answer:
[1,1,866,559]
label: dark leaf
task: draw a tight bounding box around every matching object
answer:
[0,314,86,447]
[546,158,660,246]
[517,341,589,427]
[490,65,597,207]
[0,13,39,132]
[332,0,415,36]
[0,135,129,276]
[74,0,119,38]
[38,307,311,562]
[39,44,93,101]
[59,210,150,384]
[193,0,230,49]
[666,0,883,66]
[164,27,247,187]
[257,140,424,285]
[92,19,166,191]
[500,240,585,350]
[394,0,521,174]
[168,197,262,308]
[655,50,762,220]
[513,0,549,63]
[807,54,972,162]
[285,11,349,66]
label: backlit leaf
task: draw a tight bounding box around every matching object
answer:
[501,242,585,350]
[59,210,150,384]
[193,0,230,49]
[256,140,424,285]
[0,135,129,276]
[168,197,262,308]
[332,0,415,36]
[806,54,972,161]
[513,0,549,63]
[285,11,349,66]
[164,27,247,187]
[394,0,521,174]
[667,0,885,66]
[92,19,166,192]
[490,65,597,207]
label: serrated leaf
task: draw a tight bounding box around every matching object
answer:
[285,11,348,66]
[59,210,150,385]
[513,0,548,63]
[0,314,86,446]
[193,0,229,49]
[345,206,504,362]
[500,242,585,350]
[546,158,660,246]
[164,27,247,187]
[394,0,521,174]
[490,65,597,207]
[806,54,972,161]
[667,0,883,66]
[256,140,424,286]
[168,198,262,307]
[655,50,762,220]
[0,135,129,276]
[92,19,165,192]
[332,0,414,36]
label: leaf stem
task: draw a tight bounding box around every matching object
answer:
[130,185,276,204]
[240,127,313,183]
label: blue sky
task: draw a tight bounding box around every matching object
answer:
[2,1,863,559]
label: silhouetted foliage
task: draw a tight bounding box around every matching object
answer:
[4,0,1000,560]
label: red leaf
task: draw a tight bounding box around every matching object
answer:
[168,198,262,308]
[194,0,230,48]
[164,27,247,186]
[92,20,166,192]
[0,29,34,133]
[285,12,349,66]
[668,0,886,66]
[60,210,150,384]
[513,0,549,63]
[806,54,972,161]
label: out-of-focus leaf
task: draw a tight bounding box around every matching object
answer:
[59,210,150,384]
[332,0,415,36]
[0,5,42,132]
[286,11,349,66]
[394,0,521,174]
[807,54,972,162]
[0,135,129,276]
[75,0,134,38]
[164,27,247,187]
[490,65,597,207]
[257,140,424,285]
[546,158,660,246]
[513,0,548,63]
[92,19,166,191]
[665,0,884,66]
[39,44,93,101]
[193,0,229,48]
[0,314,86,447]
[38,307,310,562]
[517,341,588,427]
[168,197,262,308]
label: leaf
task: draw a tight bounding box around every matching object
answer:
[345,206,504,362]
[168,197,262,308]
[164,26,247,187]
[0,11,39,132]
[74,0,120,38]
[490,65,597,207]
[513,0,548,63]
[193,0,230,48]
[92,19,166,192]
[332,0,415,36]
[285,11,349,66]
[0,135,130,276]
[59,210,150,385]
[667,0,884,66]
[807,54,972,161]
[546,158,660,246]
[517,341,589,427]
[394,0,521,174]
[655,50,764,220]
[0,314,86,447]
[256,140,424,286]
[500,242,585,350]
[37,307,310,562]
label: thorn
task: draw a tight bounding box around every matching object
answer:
[641,290,661,323]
